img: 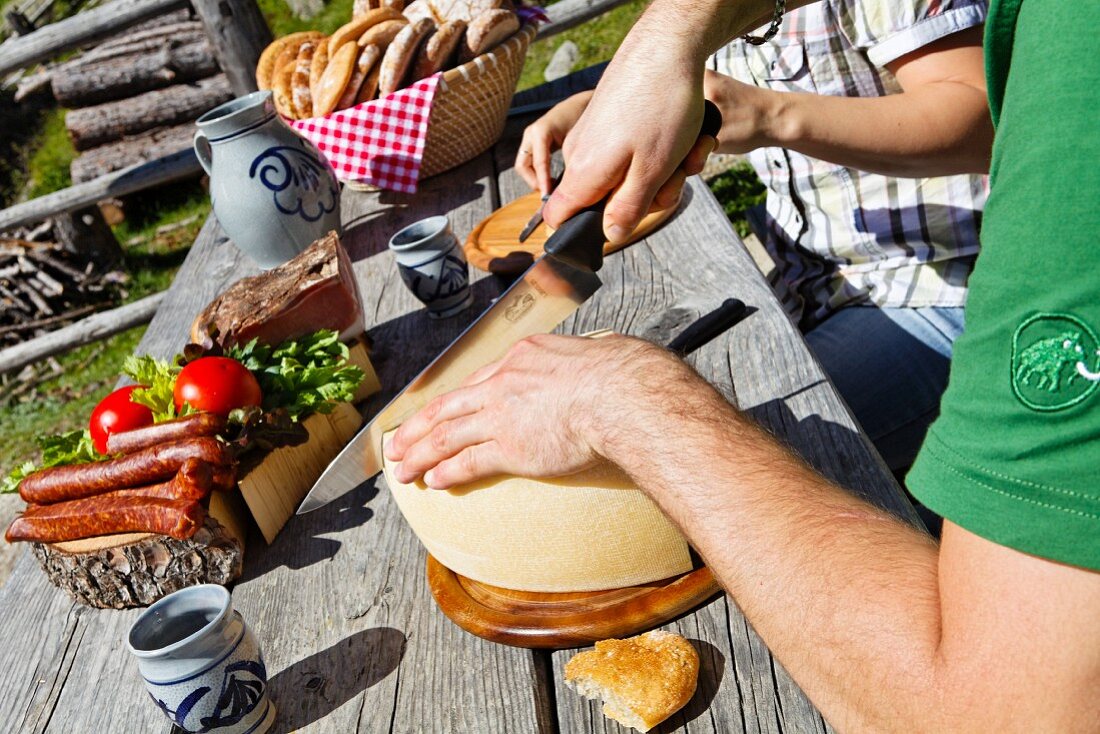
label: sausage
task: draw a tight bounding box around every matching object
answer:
[19,437,234,505]
[100,459,215,502]
[5,497,205,543]
[106,412,227,455]
[210,464,237,492]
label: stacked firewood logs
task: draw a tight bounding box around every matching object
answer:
[43,10,230,183]
[0,237,124,350]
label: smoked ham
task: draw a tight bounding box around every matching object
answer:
[190,231,365,348]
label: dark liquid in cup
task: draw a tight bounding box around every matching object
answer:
[138,608,218,651]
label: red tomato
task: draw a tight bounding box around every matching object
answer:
[173,356,262,417]
[89,385,154,453]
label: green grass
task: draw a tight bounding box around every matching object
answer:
[256,0,354,37]
[708,162,767,238]
[25,108,75,199]
[517,0,648,91]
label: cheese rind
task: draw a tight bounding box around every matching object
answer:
[382,437,693,592]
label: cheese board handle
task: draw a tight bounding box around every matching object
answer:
[543,100,724,274]
[667,298,749,356]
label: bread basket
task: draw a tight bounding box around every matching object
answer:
[416,21,536,178]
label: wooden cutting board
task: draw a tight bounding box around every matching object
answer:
[426,554,721,649]
[464,190,681,274]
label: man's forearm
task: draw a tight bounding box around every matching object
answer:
[767,83,992,177]
[595,381,948,731]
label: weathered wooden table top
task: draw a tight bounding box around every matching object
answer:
[0,71,918,733]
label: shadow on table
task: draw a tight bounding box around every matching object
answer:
[267,626,407,733]
[653,639,725,733]
[341,177,489,263]
[240,483,381,580]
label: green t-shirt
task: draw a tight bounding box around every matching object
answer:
[907,0,1100,570]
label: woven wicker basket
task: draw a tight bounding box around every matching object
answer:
[418,22,537,179]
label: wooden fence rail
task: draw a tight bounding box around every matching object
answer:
[0,151,201,232]
[0,0,188,77]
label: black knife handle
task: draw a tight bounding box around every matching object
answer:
[544,99,724,273]
[667,298,748,356]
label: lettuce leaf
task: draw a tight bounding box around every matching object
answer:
[227,330,364,422]
[121,354,183,422]
[1,429,101,494]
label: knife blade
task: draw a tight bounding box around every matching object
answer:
[298,101,724,514]
[297,206,608,514]
[517,194,548,243]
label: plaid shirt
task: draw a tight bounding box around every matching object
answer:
[711,0,989,329]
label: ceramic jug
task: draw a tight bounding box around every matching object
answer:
[194,91,341,269]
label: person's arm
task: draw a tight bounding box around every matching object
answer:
[706,26,991,177]
[541,0,804,243]
[384,335,1100,731]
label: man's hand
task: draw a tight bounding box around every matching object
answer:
[383,334,695,489]
[537,0,768,243]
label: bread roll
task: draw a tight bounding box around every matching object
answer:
[308,40,331,100]
[402,0,438,23]
[412,19,465,79]
[564,631,699,733]
[291,42,316,119]
[256,31,321,90]
[378,17,435,96]
[329,7,404,56]
[336,44,382,111]
[431,0,499,22]
[357,17,408,48]
[271,58,297,118]
[314,42,360,116]
[459,8,518,63]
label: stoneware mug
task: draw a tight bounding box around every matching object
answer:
[194,90,341,269]
[388,215,473,319]
[126,584,276,734]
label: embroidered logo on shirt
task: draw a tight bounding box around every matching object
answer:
[1012,313,1100,411]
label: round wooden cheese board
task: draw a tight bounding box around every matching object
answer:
[463,190,682,275]
[426,554,721,649]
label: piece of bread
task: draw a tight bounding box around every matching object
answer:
[271,58,297,118]
[291,42,316,119]
[272,32,322,89]
[378,17,435,96]
[412,19,465,79]
[336,43,382,111]
[313,41,360,116]
[459,8,518,63]
[357,17,407,47]
[256,31,321,90]
[352,0,375,16]
[431,0,499,23]
[328,7,404,56]
[308,39,331,100]
[402,0,439,23]
[564,630,699,733]
[381,0,406,10]
[356,61,382,103]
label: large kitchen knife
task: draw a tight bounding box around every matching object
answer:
[298,102,723,514]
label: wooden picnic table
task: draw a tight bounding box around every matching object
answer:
[0,68,920,733]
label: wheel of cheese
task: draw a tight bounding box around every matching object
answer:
[382,431,693,592]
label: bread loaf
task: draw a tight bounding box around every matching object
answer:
[564,631,699,733]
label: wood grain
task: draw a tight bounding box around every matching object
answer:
[428,555,720,649]
[463,188,680,274]
[0,67,914,733]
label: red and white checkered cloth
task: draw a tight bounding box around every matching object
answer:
[289,74,442,194]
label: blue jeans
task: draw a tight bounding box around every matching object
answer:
[804,306,965,471]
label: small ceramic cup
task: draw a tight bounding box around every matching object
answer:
[389,215,473,319]
[126,584,276,734]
